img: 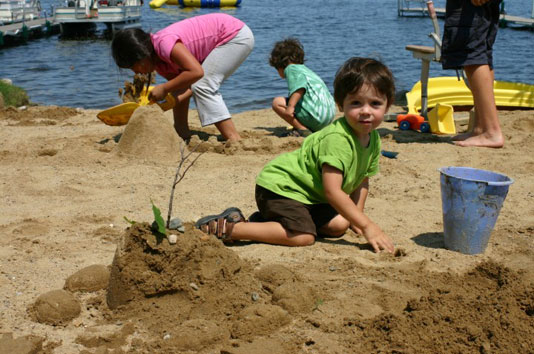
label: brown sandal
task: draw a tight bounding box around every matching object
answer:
[195,207,245,241]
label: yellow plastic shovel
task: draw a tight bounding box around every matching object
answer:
[97,87,175,126]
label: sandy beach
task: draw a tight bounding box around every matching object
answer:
[0,104,533,353]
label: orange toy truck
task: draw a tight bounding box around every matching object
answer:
[396,114,431,133]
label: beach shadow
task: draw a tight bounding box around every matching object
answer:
[316,237,373,251]
[411,232,446,249]
[254,126,293,137]
[190,130,221,141]
[225,235,373,251]
[225,240,263,247]
[98,133,122,144]
[378,127,454,145]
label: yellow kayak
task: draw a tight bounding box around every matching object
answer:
[97,87,175,126]
[406,76,534,114]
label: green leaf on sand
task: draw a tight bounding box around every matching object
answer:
[151,199,166,236]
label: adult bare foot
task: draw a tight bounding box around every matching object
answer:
[454,133,504,148]
[451,132,474,141]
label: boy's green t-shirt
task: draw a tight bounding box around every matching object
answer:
[256,117,381,204]
[285,64,336,132]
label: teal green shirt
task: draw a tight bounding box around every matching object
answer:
[285,64,336,132]
[256,118,381,204]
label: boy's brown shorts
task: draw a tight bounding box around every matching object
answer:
[255,185,338,236]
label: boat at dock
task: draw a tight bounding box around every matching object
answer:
[0,0,41,24]
[53,0,141,36]
[0,0,59,46]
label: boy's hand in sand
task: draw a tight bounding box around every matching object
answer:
[361,222,394,253]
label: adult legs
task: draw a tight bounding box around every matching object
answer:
[454,64,503,148]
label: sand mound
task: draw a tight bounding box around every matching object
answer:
[105,223,304,352]
[343,261,534,353]
[0,105,79,126]
[187,131,303,155]
[29,289,81,325]
[114,105,182,163]
[64,264,110,293]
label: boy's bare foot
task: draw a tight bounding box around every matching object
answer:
[453,132,504,148]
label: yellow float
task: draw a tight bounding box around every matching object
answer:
[406,76,534,114]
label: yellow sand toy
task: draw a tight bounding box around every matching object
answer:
[427,103,456,135]
[97,86,175,126]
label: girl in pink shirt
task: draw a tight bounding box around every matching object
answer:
[112,13,254,141]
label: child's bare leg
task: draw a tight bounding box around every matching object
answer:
[318,214,350,237]
[230,221,315,246]
[173,89,193,141]
[272,96,308,130]
[454,65,503,148]
[214,118,241,142]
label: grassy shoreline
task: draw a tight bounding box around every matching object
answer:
[0,80,29,107]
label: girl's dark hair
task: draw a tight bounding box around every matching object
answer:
[269,38,305,69]
[333,57,395,108]
[111,28,154,69]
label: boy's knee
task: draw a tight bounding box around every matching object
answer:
[320,218,350,237]
[291,233,316,247]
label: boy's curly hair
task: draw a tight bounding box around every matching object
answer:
[333,57,395,108]
[269,38,305,69]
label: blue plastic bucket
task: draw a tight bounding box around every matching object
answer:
[439,167,513,254]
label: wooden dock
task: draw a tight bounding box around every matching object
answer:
[0,18,60,47]
[398,6,445,18]
[500,13,534,29]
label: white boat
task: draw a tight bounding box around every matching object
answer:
[53,0,141,35]
[0,0,42,24]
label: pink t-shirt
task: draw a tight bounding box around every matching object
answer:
[151,13,245,80]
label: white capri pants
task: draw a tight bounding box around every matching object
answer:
[191,24,254,126]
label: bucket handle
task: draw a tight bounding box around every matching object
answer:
[486,179,514,187]
[438,168,514,187]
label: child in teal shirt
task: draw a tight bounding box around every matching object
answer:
[269,38,336,136]
[196,57,395,253]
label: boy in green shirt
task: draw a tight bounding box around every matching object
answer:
[196,57,395,253]
[269,38,336,136]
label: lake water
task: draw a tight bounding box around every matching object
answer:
[1,0,533,111]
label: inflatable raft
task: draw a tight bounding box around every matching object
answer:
[150,0,241,8]
[406,76,534,114]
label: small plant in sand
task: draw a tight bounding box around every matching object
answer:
[125,142,203,244]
